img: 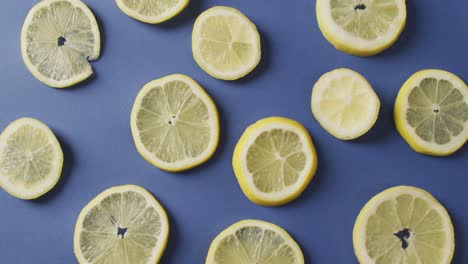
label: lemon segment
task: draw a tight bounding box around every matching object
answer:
[74,185,169,264]
[21,0,100,88]
[206,219,304,264]
[316,0,406,56]
[353,186,454,264]
[0,118,63,200]
[192,6,261,80]
[115,0,189,24]
[131,74,219,172]
[233,117,317,206]
[394,69,468,156]
[311,68,380,140]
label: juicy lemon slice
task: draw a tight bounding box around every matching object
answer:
[0,118,63,200]
[131,74,219,172]
[311,68,380,140]
[316,0,407,56]
[21,0,100,88]
[353,186,454,264]
[232,117,317,206]
[394,69,468,156]
[115,0,189,24]
[74,185,169,264]
[192,6,261,80]
[206,219,304,264]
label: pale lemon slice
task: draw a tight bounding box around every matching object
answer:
[206,219,304,264]
[192,6,261,80]
[115,0,189,24]
[74,185,169,264]
[0,118,63,199]
[232,117,317,206]
[21,0,100,88]
[353,186,454,264]
[131,74,219,172]
[311,68,380,140]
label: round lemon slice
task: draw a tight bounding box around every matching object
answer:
[353,186,454,264]
[115,0,189,24]
[311,68,380,140]
[192,6,261,80]
[316,0,406,56]
[206,219,304,264]
[232,117,317,206]
[131,74,219,172]
[21,0,100,88]
[0,118,63,200]
[394,69,468,156]
[74,185,169,264]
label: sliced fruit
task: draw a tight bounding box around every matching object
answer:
[0,118,63,199]
[311,68,380,140]
[115,0,189,24]
[74,185,169,264]
[316,0,407,56]
[394,69,468,156]
[192,6,261,80]
[131,74,219,172]
[21,0,100,88]
[206,219,304,264]
[353,186,454,264]
[232,117,317,206]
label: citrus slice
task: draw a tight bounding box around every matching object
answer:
[21,0,100,88]
[232,117,317,206]
[394,69,468,156]
[311,68,380,140]
[74,185,169,264]
[192,6,261,80]
[115,0,189,24]
[316,0,406,56]
[131,74,219,172]
[353,186,454,264]
[0,118,63,200]
[206,219,304,264]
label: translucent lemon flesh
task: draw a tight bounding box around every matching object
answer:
[206,220,304,264]
[74,185,169,264]
[0,118,63,199]
[21,0,100,88]
[354,186,454,264]
[115,0,189,23]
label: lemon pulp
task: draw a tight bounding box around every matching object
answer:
[115,0,189,23]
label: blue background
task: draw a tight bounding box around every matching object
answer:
[0,0,466,263]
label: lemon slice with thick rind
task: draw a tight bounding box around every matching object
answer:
[74,185,169,264]
[316,0,406,56]
[115,0,189,24]
[353,186,454,264]
[206,219,304,264]
[0,118,63,200]
[21,0,100,88]
[395,69,468,156]
[192,6,261,80]
[131,74,220,172]
[233,117,317,206]
[312,68,380,140]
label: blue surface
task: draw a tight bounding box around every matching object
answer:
[0,0,467,263]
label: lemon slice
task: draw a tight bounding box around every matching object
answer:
[206,219,304,264]
[394,69,468,156]
[74,185,169,264]
[21,0,100,88]
[316,0,406,56]
[232,117,317,206]
[115,0,189,24]
[131,74,219,172]
[192,6,261,80]
[311,68,380,140]
[0,118,63,200]
[353,186,454,264]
